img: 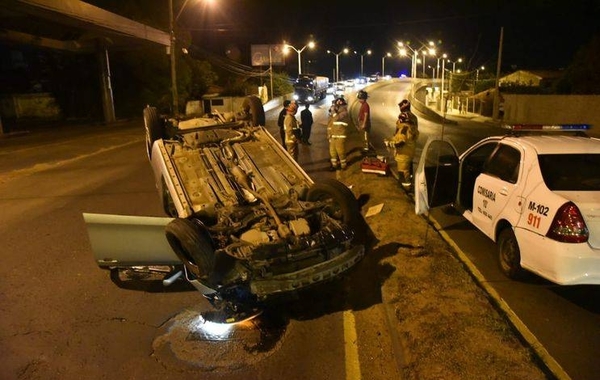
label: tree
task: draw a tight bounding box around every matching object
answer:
[555,35,600,94]
[87,0,219,116]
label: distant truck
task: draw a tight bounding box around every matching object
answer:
[293,74,329,104]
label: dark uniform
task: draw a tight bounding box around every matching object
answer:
[300,103,313,144]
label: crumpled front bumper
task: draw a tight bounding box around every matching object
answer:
[249,244,365,297]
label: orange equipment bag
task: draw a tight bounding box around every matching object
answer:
[360,156,389,176]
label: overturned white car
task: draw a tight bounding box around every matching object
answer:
[85,96,365,313]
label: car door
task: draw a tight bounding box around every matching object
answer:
[470,142,523,239]
[415,138,459,215]
[83,213,180,267]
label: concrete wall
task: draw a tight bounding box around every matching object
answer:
[0,93,62,120]
[503,94,600,127]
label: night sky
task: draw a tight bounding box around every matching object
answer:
[176,0,599,78]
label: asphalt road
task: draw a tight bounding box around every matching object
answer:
[0,114,404,379]
[2,80,597,379]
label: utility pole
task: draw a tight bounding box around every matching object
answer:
[493,27,504,121]
[440,58,446,114]
[169,0,179,116]
[269,47,273,102]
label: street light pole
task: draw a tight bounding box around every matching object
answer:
[398,41,435,78]
[436,54,447,80]
[381,52,391,77]
[421,43,436,77]
[269,47,273,102]
[168,0,178,116]
[440,58,446,113]
[398,42,416,78]
[360,49,371,77]
[475,65,485,90]
[169,0,204,116]
[328,48,348,82]
[449,57,463,73]
[445,57,461,112]
[284,41,315,75]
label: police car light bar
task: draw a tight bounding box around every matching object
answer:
[502,124,592,131]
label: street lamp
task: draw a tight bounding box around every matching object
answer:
[398,41,435,78]
[360,49,371,77]
[475,65,485,91]
[398,42,416,78]
[284,41,315,75]
[436,53,447,79]
[440,58,447,113]
[421,43,436,77]
[381,52,391,77]
[445,57,462,112]
[448,57,463,73]
[168,0,210,116]
[327,48,349,82]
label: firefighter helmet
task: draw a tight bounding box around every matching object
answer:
[336,97,347,105]
[398,99,411,112]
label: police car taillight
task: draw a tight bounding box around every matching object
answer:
[546,202,589,243]
[503,124,591,132]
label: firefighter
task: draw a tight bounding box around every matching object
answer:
[327,97,349,171]
[385,111,419,187]
[356,90,371,152]
[284,101,300,161]
[398,99,418,128]
[277,100,292,146]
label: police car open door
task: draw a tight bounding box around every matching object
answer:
[415,138,459,215]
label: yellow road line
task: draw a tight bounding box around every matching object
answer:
[343,309,361,380]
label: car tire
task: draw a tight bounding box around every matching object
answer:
[143,106,162,159]
[498,227,526,280]
[165,218,215,284]
[307,179,361,229]
[242,95,266,126]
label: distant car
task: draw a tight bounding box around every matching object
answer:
[326,83,335,94]
[415,124,600,285]
[85,96,365,313]
[356,77,368,84]
[344,79,355,88]
[368,75,379,82]
[334,82,345,97]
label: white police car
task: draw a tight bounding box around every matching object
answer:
[415,124,600,285]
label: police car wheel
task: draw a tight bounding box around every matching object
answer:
[497,228,526,280]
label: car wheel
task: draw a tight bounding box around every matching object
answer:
[498,227,526,280]
[143,106,162,159]
[165,218,215,284]
[242,95,266,126]
[307,179,361,228]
